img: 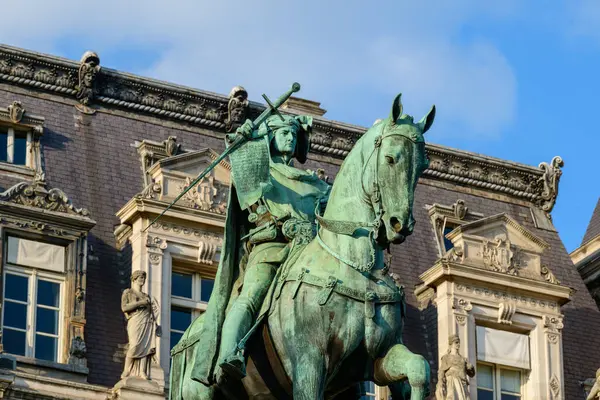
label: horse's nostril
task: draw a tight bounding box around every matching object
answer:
[390,217,402,233]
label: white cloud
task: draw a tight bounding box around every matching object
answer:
[0,0,519,138]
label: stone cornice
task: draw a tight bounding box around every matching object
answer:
[0,44,563,211]
[417,260,573,306]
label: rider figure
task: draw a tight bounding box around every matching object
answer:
[216,114,330,381]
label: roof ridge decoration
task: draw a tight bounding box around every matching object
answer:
[0,45,563,213]
[0,172,90,217]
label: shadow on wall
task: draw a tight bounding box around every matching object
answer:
[85,233,131,387]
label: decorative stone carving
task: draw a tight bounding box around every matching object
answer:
[138,179,162,199]
[481,235,520,275]
[75,51,101,114]
[550,374,560,399]
[541,265,560,284]
[7,100,24,123]
[164,136,180,157]
[452,199,467,220]
[498,302,516,324]
[536,156,564,218]
[316,168,330,183]
[435,335,475,400]
[225,86,249,132]
[453,298,473,313]
[543,315,564,333]
[177,175,227,214]
[0,172,90,216]
[447,245,464,263]
[68,336,87,367]
[198,239,218,265]
[121,271,160,381]
[146,236,167,265]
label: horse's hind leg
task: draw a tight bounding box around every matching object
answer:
[373,344,430,400]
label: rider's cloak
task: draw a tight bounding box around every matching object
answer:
[190,183,250,385]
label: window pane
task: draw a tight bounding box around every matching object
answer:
[171,331,183,351]
[0,129,7,162]
[35,334,57,362]
[443,226,454,250]
[36,307,59,335]
[5,273,29,302]
[13,132,27,165]
[37,280,60,307]
[477,389,495,400]
[501,395,520,400]
[3,328,26,356]
[3,301,27,329]
[201,278,214,302]
[171,307,192,332]
[501,369,521,393]
[171,272,192,299]
[477,364,494,389]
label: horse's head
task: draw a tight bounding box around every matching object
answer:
[367,94,435,245]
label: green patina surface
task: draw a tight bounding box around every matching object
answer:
[169,86,435,400]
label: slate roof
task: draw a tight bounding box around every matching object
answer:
[582,198,600,245]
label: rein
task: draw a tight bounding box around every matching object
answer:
[316,124,418,272]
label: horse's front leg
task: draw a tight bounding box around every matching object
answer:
[289,345,327,400]
[373,344,430,400]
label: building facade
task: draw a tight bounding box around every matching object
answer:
[0,44,597,399]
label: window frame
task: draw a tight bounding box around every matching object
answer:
[2,260,66,363]
[0,126,33,167]
[476,361,525,400]
[169,265,215,350]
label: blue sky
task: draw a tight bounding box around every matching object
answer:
[1,0,598,252]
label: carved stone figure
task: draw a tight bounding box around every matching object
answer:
[168,87,436,400]
[7,100,24,123]
[435,335,475,400]
[75,51,100,114]
[225,86,249,132]
[121,271,160,380]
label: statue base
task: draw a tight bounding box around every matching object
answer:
[112,377,164,400]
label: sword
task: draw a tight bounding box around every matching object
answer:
[143,82,301,232]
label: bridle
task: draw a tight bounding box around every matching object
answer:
[316,122,423,272]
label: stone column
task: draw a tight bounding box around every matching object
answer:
[144,235,168,391]
[543,315,565,400]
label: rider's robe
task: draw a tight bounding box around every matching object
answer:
[190,162,330,385]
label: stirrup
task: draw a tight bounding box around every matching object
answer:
[219,353,247,381]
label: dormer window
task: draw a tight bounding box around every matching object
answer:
[428,200,484,257]
[443,225,456,251]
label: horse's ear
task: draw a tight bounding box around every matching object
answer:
[389,93,403,123]
[418,105,436,134]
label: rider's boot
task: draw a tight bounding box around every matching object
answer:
[216,299,254,381]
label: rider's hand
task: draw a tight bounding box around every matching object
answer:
[236,119,255,139]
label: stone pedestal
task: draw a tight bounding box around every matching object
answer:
[112,377,164,400]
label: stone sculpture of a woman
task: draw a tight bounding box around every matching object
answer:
[121,270,159,380]
[435,334,475,400]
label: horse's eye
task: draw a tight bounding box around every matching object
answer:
[385,155,395,165]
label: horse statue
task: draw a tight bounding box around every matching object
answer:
[170,94,435,400]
